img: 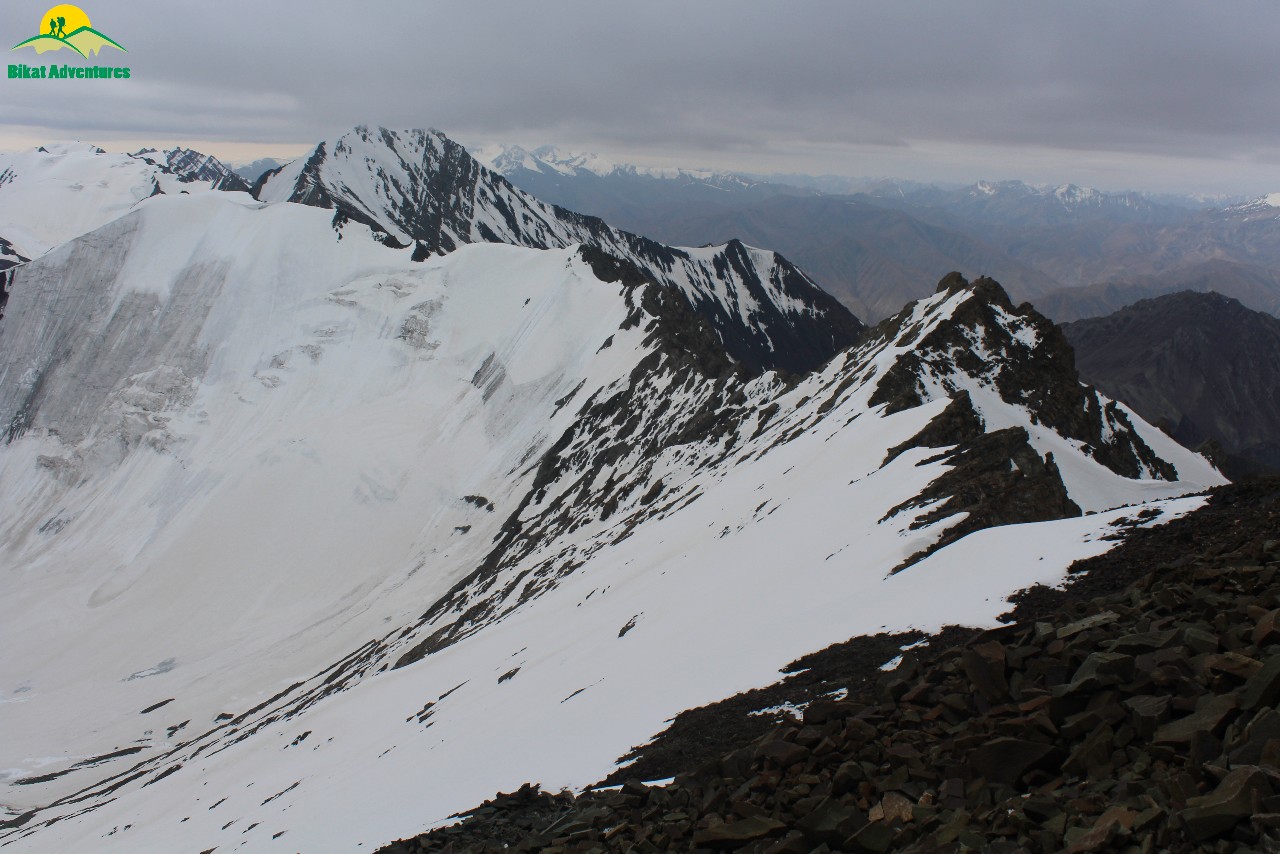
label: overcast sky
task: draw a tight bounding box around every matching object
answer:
[2,1,1278,195]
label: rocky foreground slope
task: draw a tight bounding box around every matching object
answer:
[380,477,1280,853]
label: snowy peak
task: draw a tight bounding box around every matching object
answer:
[230,156,289,185]
[866,272,1186,484]
[961,179,1150,213]
[1223,192,1280,220]
[471,142,555,175]
[255,125,864,375]
[477,142,755,189]
[0,142,232,260]
[130,147,251,193]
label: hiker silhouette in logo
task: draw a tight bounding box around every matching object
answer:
[48,18,58,36]
[56,17,67,38]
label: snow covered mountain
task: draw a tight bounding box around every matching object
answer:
[0,129,1224,852]
[130,147,252,193]
[231,156,290,186]
[1221,192,1280,221]
[474,143,758,189]
[0,142,242,261]
[257,126,858,375]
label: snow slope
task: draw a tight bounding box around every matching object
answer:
[0,143,230,260]
[0,192,650,826]
[0,182,1223,851]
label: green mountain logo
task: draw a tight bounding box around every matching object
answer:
[10,4,126,59]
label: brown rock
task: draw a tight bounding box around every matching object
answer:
[1182,625,1219,655]
[879,792,914,824]
[1253,609,1280,647]
[1204,651,1262,680]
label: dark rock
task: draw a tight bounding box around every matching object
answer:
[961,641,1009,703]
[755,739,809,769]
[1253,609,1280,646]
[1110,629,1179,653]
[1153,693,1239,745]
[1123,694,1172,739]
[1241,655,1280,711]
[1180,766,1272,841]
[968,737,1056,785]
[848,820,896,853]
[691,816,787,845]
[1228,709,1280,765]
[1068,651,1135,691]
[795,798,866,846]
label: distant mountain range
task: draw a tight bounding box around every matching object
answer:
[476,143,1280,324]
[1036,259,1280,322]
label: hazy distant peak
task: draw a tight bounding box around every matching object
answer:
[475,142,752,186]
[1226,192,1280,217]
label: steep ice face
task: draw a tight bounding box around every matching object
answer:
[0,191,653,825]
[256,125,864,376]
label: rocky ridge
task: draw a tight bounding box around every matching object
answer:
[377,477,1280,853]
[130,147,252,193]
[254,126,864,376]
[389,271,1189,672]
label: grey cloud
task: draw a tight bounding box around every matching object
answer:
[2,0,1278,193]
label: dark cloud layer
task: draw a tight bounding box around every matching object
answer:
[2,0,1278,193]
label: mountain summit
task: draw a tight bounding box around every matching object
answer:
[255,126,862,375]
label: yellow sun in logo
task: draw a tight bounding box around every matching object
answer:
[39,4,92,39]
